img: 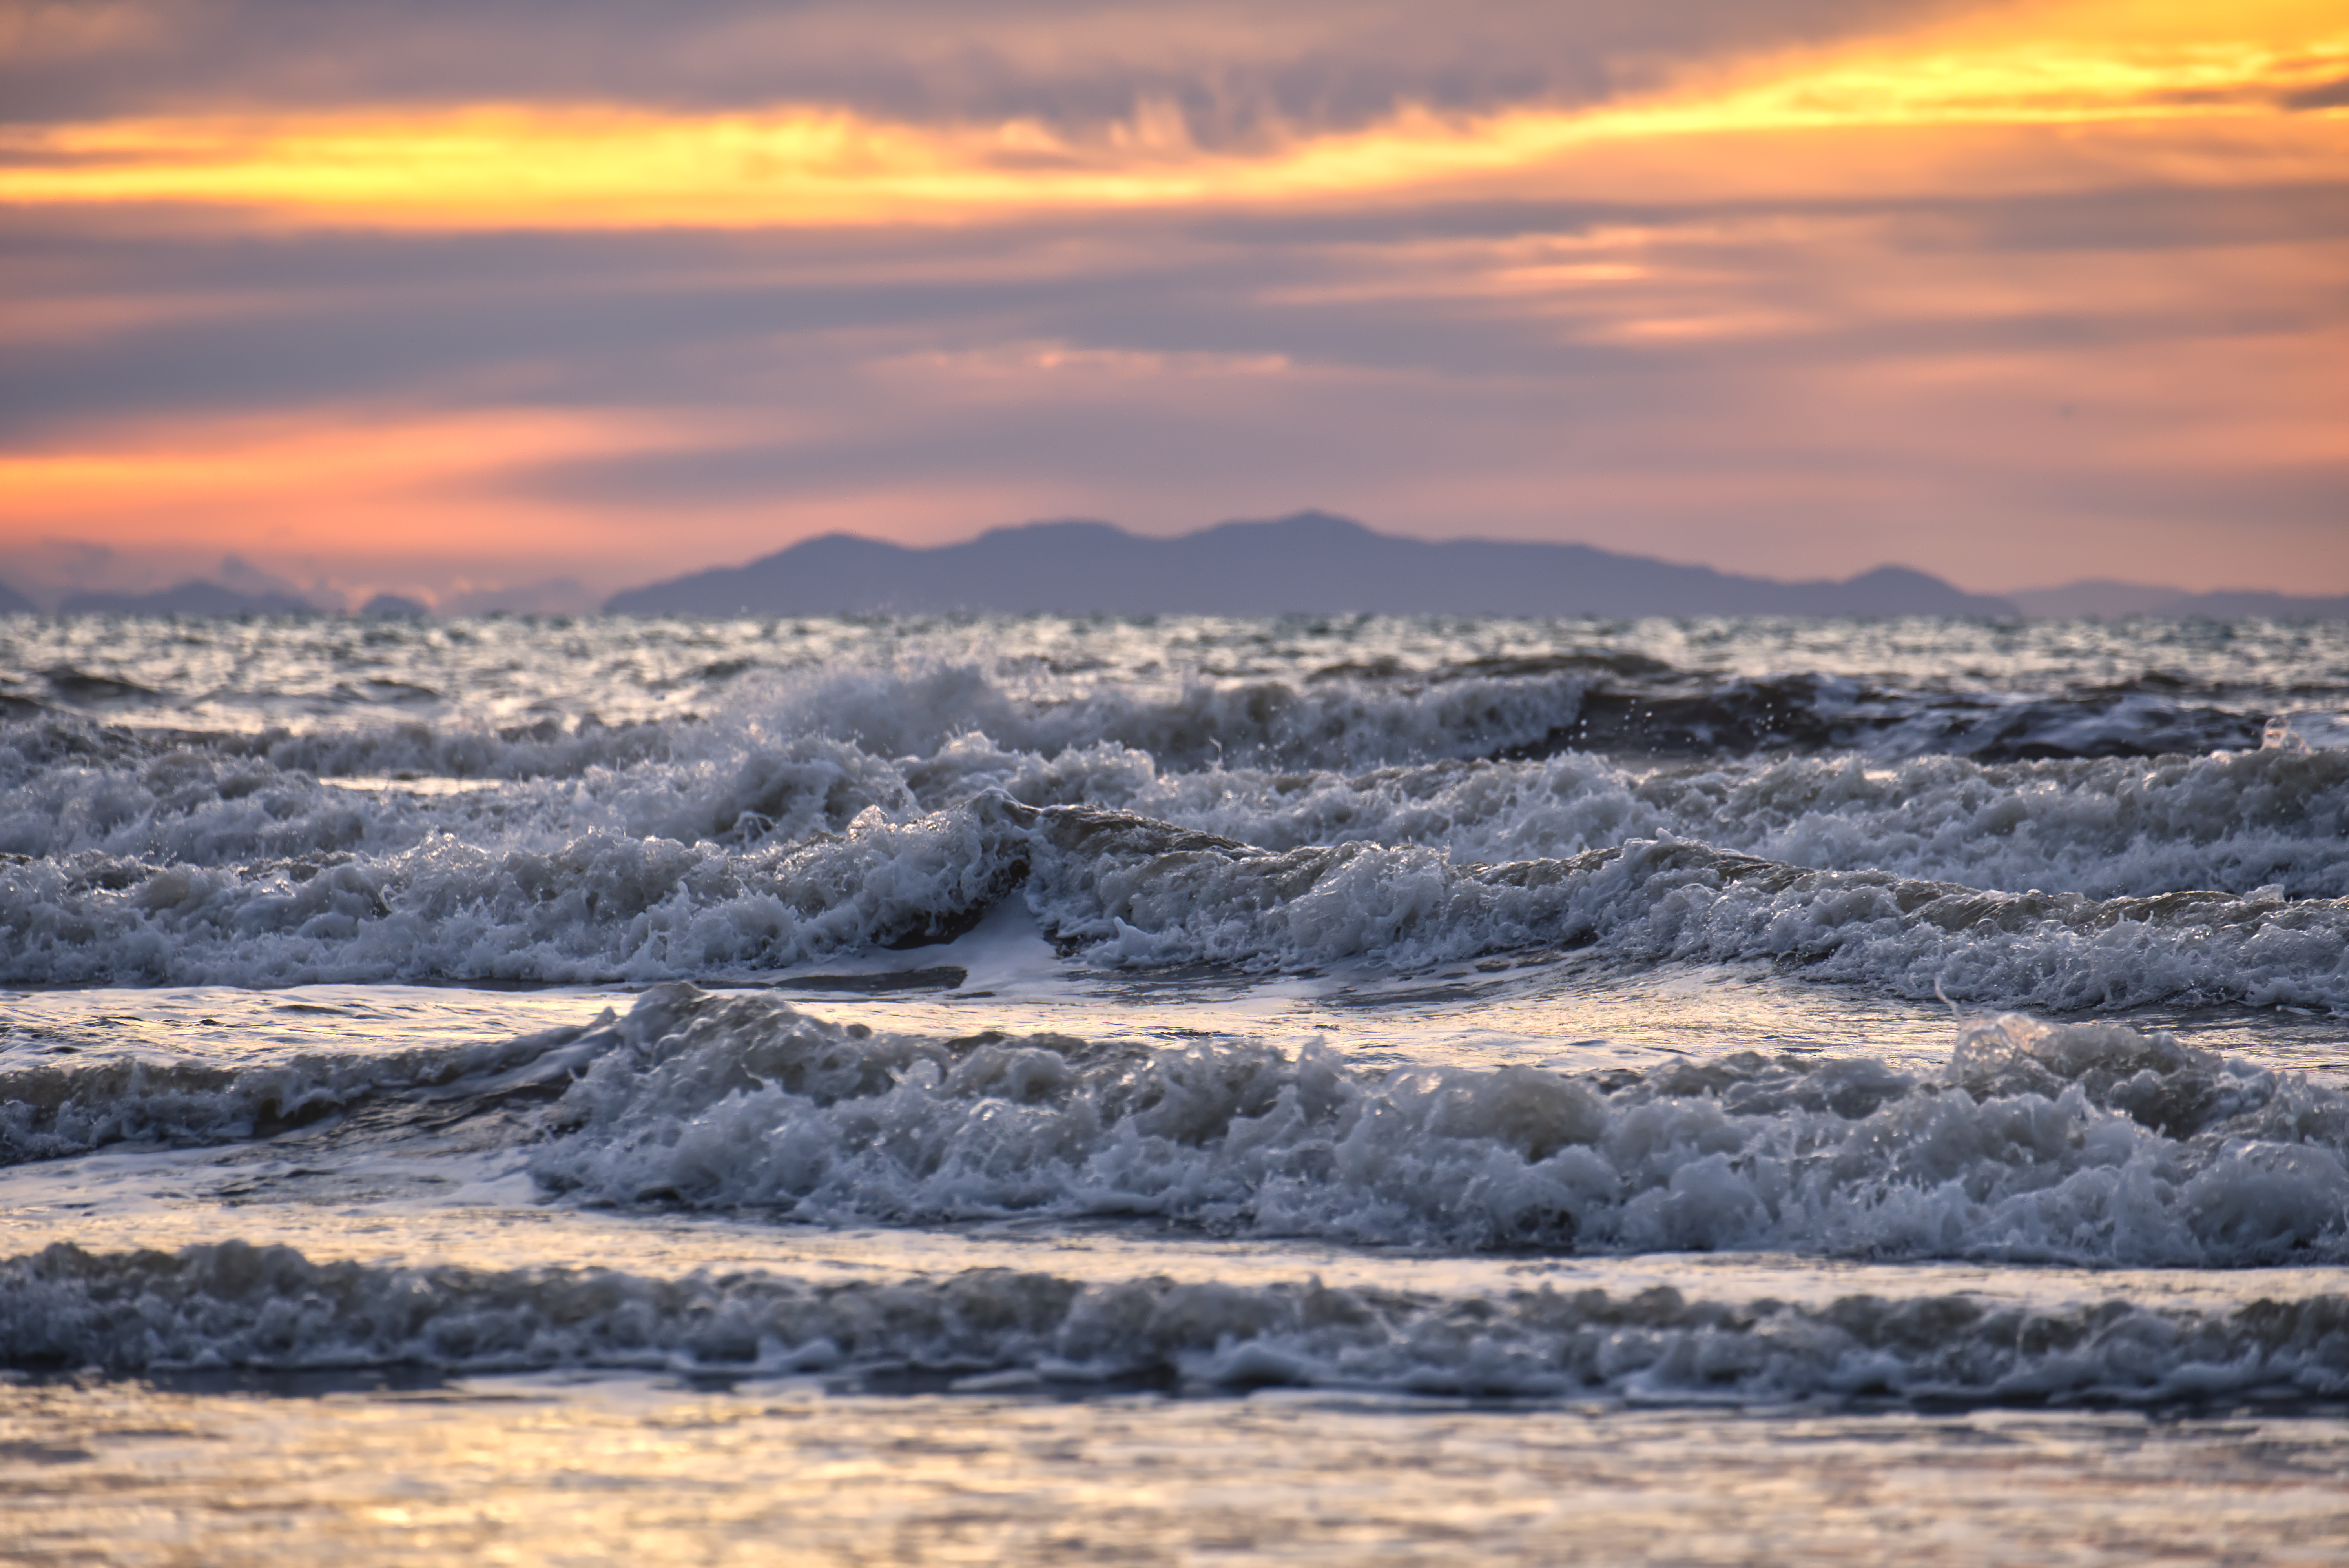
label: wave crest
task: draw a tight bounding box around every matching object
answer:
[527,988,2349,1266]
[7,1240,2344,1405]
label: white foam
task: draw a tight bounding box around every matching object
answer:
[2265,711,2349,753]
[7,770,2346,1009]
[1094,747,2349,901]
[0,1018,607,1165]
[519,988,2349,1268]
[7,646,2347,1000]
[6,1239,2344,1403]
[1008,805,2349,1012]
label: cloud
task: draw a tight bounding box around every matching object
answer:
[0,0,2343,597]
[10,36,2345,232]
[6,168,2347,590]
[0,0,1973,129]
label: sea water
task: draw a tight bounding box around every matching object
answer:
[4,611,2347,1564]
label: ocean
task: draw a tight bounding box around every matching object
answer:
[4,609,2347,1564]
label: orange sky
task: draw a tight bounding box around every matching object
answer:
[2,0,2344,607]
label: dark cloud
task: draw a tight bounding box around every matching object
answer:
[1,0,1973,129]
[1895,182,2349,256]
[2285,76,2349,111]
[5,179,2342,444]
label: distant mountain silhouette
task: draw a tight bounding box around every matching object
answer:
[607,513,2021,618]
[437,578,596,616]
[2147,589,2349,620]
[2008,580,2349,619]
[0,581,34,614]
[2005,580,2184,618]
[59,580,320,616]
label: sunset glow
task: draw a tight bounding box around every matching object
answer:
[2,0,2344,605]
[5,9,2343,227]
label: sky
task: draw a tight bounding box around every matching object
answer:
[1,0,2344,609]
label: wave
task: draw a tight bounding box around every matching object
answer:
[6,648,2343,1001]
[8,782,2347,1007]
[516,987,2349,1267]
[9,696,2342,883]
[23,988,2338,1268]
[2,648,2289,785]
[1098,747,2349,901]
[6,1240,2344,1406]
[0,1016,609,1165]
[1017,805,2349,1009]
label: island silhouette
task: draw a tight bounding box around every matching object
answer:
[605,512,2023,618]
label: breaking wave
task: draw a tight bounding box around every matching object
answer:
[5,1240,2344,1406]
[520,989,2349,1267]
[0,1016,609,1166]
[15,989,2345,1269]
[8,776,2346,1010]
[7,628,2343,1000]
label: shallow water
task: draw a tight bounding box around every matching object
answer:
[12,1379,2349,1567]
[4,611,2347,1561]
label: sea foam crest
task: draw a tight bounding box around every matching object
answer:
[2264,711,2349,754]
[0,1018,610,1166]
[1009,803,2349,1009]
[527,988,2349,1267]
[5,1240,2345,1404]
[1089,746,2349,901]
[12,673,2336,884]
[7,778,2348,1009]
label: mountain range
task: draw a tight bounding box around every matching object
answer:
[0,575,592,617]
[606,512,2024,618]
[602,512,2349,620]
[2004,579,2349,619]
[5,515,2344,618]
[51,581,320,616]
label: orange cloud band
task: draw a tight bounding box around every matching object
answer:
[3,14,2342,228]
